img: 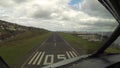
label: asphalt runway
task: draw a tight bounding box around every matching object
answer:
[20,33,80,68]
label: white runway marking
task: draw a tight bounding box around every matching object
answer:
[22,34,80,68]
[43,55,54,65]
[32,52,42,65]
[57,54,66,60]
[72,51,78,57]
[37,52,45,65]
[66,51,71,59]
[69,51,75,58]
[28,52,39,64]
[66,51,78,59]
[54,43,56,46]
[27,51,78,66]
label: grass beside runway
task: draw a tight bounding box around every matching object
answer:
[59,33,103,54]
[0,29,51,66]
[59,33,120,54]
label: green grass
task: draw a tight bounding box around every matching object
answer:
[0,30,51,66]
[60,33,103,54]
[59,32,120,54]
[105,45,120,53]
[105,48,120,53]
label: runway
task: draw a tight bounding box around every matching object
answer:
[20,33,79,68]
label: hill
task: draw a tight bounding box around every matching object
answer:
[0,20,48,41]
[0,20,51,67]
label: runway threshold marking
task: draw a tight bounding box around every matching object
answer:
[66,51,72,59]
[27,51,45,65]
[69,51,75,58]
[28,52,39,64]
[66,51,78,59]
[37,51,45,65]
[72,51,78,57]
[26,51,78,66]
[32,52,42,65]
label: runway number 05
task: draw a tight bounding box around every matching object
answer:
[43,54,66,65]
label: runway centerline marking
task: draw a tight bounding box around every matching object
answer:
[54,43,56,46]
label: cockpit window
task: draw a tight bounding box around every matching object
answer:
[105,36,120,53]
[0,0,119,67]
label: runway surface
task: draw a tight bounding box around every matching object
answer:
[20,33,80,68]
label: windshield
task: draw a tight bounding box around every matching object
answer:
[0,0,119,68]
[105,36,120,53]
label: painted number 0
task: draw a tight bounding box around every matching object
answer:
[43,55,54,65]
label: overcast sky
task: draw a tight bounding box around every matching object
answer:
[0,0,118,32]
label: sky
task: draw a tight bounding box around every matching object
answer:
[69,0,83,5]
[0,0,118,32]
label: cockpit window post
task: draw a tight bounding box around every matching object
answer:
[90,0,120,57]
[90,25,120,57]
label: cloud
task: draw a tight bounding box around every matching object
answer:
[0,0,15,7]
[13,0,28,3]
[0,0,118,32]
[80,0,114,19]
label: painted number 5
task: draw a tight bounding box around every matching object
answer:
[57,54,66,60]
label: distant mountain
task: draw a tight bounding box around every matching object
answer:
[0,20,28,31]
